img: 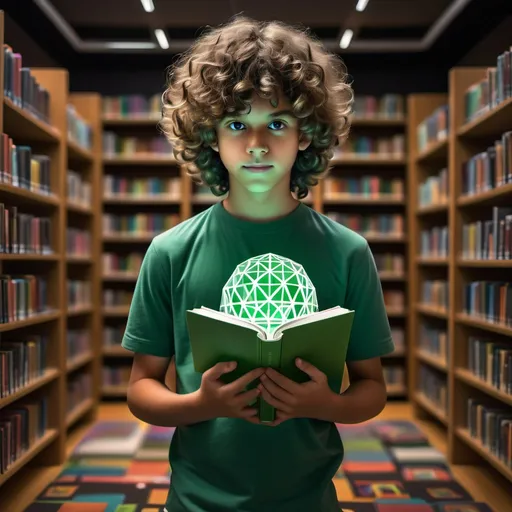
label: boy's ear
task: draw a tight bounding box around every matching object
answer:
[298,133,312,151]
[210,142,219,152]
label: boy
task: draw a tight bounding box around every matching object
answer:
[122,15,395,512]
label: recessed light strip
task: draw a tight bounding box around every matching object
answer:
[339,29,354,49]
[154,29,169,49]
[140,0,155,13]
[356,0,370,12]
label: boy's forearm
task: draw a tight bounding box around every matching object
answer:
[317,379,387,424]
[127,378,209,427]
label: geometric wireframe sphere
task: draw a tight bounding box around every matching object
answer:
[220,253,318,337]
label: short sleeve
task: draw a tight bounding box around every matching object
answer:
[121,242,174,358]
[344,242,395,361]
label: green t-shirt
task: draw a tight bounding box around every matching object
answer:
[122,200,394,512]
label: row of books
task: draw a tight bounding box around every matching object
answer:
[0,275,49,324]
[383,291,404,311]
[374,253,404,275]
[67,228,91,257]
[336,135,405,157]
[390,327,405,353]
[418,168,448,207]
[3,44,51,125]
[104,289,133,308]
[103,252,144,274]
[67,104,92,151]
[0,135,52,195]
[102,94,162,119]
[103,213,181,236]
[325,213,404,238]
[67,170,92,207]
[461,131,512,195]
[417,105,449,153]
[103,365,131,387]
[418,364,448,414]
[67,329,90,361]
[0,204,52,255]
[463,281,512,326]
[383,366,405,389]
[461,208,512,260]
[0,395,49,475]
[68,280,91,309]
[103,175,181,197]
[104,326,125,346]
[466,399,511,468]
[422,280,449,310]
[464,46,512,122]
[323,176,404,199]
[67,373,92,413]
[420,226,449,258]
[467,336,511,394]
[352,95,405,119]
[419,324,449,363]
[103,133,172,157]
[0,335,48,399]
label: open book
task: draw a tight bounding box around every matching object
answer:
[186,305,355,423]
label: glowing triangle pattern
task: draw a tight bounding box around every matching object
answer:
[220,253,318,337]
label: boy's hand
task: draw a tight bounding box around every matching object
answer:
[258,358,335,426]
[197,362,264,424]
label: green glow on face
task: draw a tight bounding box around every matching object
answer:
[220,253,318,336]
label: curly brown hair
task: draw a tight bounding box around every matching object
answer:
[159,15,354,199]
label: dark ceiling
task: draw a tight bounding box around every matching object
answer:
[1,0,511,72]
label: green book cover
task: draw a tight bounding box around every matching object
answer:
[186,306,355,423]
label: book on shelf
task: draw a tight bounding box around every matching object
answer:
[418,364,448,414]
[417,105,449,152]
[0,334,49,398]
[0,395,49,475]
[335,135,405,158]
[323,176,404,199]
[103,252,143,275]
[383,366,405,390]
[103,213,180,235]
[67,373,92,413]
[187,305,354,423]
[467,336,511,394]
[462,207,512,260]
[0,204,52,255]
[466,398,512,468]
[103,289,133,309]
[421,280,448,310]
[0,275,49,323]
[67,280,91,310]
[103,175,181,197]
[67,170,91,207]
[3,45,51,124]
[67,329,90,361]
[67,104,92,150]
[103,133,172,157]
[420,226,449,258]
[464,46,512,122]
[67,227,91,258]
[325,213,404,239]
[419,324,449,363]
[0,136,52,195]
[383,290,404,311]
[102,94,162,119]
[461,131,512,194]
[374,253,405,275]
[352,94,405,119]
[463,281,512,326]
[419,168,448,207]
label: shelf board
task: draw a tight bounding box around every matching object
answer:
[67,139,94,163]
[67,201,93,215]
[331,155,406,166]
[323,195,405,205]
[416,257,449,266]
[0,310,61,333]
[103,345,132,357]
[417,203,448,216]
[414,392,448,425]
[66,351,94,373]
[456,313,512,337]
[386,308,406,317]
[378,272,405,281]
[457,96,512,138]
[364,234,407,243]
[66,398,94,428]
[3,97,61,143]
[350,116,406,127]
[417,350,448,372]
[455,368,512,407]
[0,429,58,487]
[102,116,160,126]
[0,183,59,208]
[456,427,512,483]
[416,137,448,163]
[103,195,180,204]
[0,253,59,261]
[386,385,407,396]
[103,234,155,243]
[416,303,448,319]
[67,304,93,317]
[457,258,512,268]
[67,255,93,263]
[0,368,60,410]
[103,155,177,166]
[102,272,138,281]
[102,385,128,397]
[103,306,130,316]
[457,183,512,207]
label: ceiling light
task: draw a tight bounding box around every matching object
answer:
[140,0,155,12]
[339,29,354,49]
[155,29,169,49]
[356,0,369,12]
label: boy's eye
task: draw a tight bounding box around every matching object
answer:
[269,120,285,130]
[228,121,245,131]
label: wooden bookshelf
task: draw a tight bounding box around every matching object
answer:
[408,94,450,430]
[0,10,102,505]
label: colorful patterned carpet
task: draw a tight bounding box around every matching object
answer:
[25,420,494,511]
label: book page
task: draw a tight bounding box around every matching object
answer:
[191,307,267,337]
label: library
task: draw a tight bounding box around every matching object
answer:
[0,0,511,510]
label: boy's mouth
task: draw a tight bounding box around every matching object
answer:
[243,164,274,172]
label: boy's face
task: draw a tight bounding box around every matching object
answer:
[212,90,311,196]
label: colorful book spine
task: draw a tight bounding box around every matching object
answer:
[326,213,404,238]
[419,168,448,207]
[103,326,126,347]
[417,105,449,152]
[383,290,404,311]
[335,135,405,157]
[0,275,49,323]
[422,280,449,310]
[67,280,91,309]
[323,176,404,198]
[103,365,132,387]
[103,213,180,236]
[102,94,162,118]
[67,104,92,150]
[103,175,181,197]
[419,364,448,413]
[419,324,449,362]
[374,253,405,274]
[67,373,92,413]
[103,289,134,308]
[67,170,92,207]
[103,132,173,156]
[420,226,449,258]
[102,252,144,274]
[352,94,405,119]
[383,366,405,389]
[67,329,90,360]
[66,228,91,257]
[463,281,512,326]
